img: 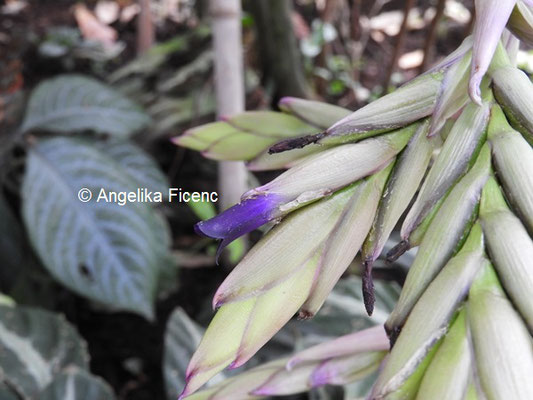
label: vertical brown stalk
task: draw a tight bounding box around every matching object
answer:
[420,0,446,72]
[137,0,155,55]
[382,0,415,92]
[248,0,311,99]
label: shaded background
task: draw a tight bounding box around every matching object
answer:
[1,0,531,399]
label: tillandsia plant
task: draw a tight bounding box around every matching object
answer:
[174,1,533,398]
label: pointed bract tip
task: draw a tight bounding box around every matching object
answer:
[228,359,241,369]
[385,240,410,263]
[384,324,402,348]
[251,387,274,396]
[468,72,483,106]
[212,294,224,310]
[278,96,295,107]
[362,261,375,316]
[171,135,182,145]
[286,358,299,371]
[298,309,315,320]
[268,132,325,154]
[310,370,330,387]
[179,382,192,400]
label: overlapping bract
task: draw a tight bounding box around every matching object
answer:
[183,326,388,400]
[175,8,533,397]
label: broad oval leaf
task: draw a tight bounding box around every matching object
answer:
[22,137,171,318]
[40,368,115,400]
[0,305,89,399]
[21,75,151,137]
[94,139,169,195]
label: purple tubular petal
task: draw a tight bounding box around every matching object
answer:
[194,193,283,259]
[470,0,516,103]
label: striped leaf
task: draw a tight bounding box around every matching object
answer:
[94,139,169,195]
[21,75,150,137]
[22,137,173,318]
[40,368,116,400]
[0,305,89,399]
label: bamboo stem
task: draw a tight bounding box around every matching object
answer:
[210,0,248,241]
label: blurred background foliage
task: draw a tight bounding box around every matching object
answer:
[0,0,531,399]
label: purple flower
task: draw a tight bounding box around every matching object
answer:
[195,193,283,258]
[194,129,413,257]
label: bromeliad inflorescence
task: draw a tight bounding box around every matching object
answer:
[174,1,533,398]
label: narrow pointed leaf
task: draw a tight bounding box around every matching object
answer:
[479,177,533,330]
[387,146,490,331]
[468,264,533,400]
[377,223,485,396]
[401,101,489,238]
